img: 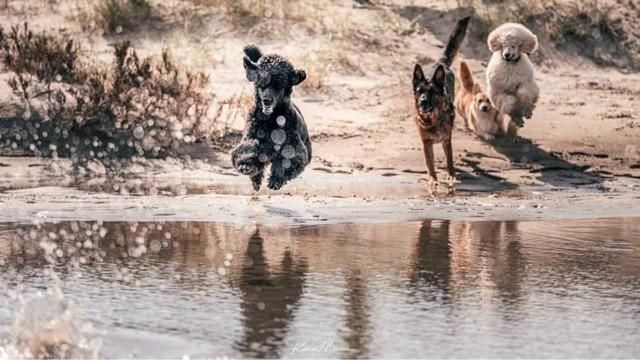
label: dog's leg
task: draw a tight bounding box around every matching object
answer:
[267,157,285,190]
[232,139,262,176]
[267,151,309,191]
[422,140,438,187]
[442,139,456,181]
[490,89,518,118]
[250,171,264,191]
[516,83,539,119]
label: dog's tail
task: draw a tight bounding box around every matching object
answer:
[441,16,471,67]
[458,61,475,92]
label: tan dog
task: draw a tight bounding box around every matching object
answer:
[455,61,514,141]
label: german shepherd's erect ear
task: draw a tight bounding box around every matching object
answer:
[413,64,427,90]
[432,64,446,89]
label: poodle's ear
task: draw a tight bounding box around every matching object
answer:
[243,45,262,83]
[432,64,446,88]
[413,64,426,89]
[243,57,259,83]
[243,44,263,63]
[521,30,539,54]
[290,69,307,86]
[487,30,502,52]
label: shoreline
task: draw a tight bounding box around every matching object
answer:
[1,157,640,226]
[2,185,639,226]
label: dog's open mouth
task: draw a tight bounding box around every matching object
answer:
[503,56,521,64]
[262,103,275,115]
[418,104,434,118]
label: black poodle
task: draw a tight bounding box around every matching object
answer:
[231,45,312,191]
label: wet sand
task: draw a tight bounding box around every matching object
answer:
[1,157,640,226]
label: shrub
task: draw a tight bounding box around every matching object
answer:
[95,0,152,34]
[463,0,636,69]
[0,23,213,169]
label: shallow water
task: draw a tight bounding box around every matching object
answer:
[1,219,640,358]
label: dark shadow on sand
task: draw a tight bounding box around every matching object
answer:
[488,135,604,188]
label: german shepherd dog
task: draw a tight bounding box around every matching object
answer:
[412,16,470,189]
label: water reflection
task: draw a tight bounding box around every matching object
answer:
[1,219,640,358]
[409,220,453,302]
[236,229,308,358]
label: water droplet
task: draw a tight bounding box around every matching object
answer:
[276,115,286,127]
[282,158,291,169]
[149,239,162,253]
[270,129,286,144]
[258,153,268,162]
[281,145,295,159]
[257,130,266,139]
[133,126,145,140]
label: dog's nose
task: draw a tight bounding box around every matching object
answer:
[262,98,273,106]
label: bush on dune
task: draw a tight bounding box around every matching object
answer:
[0,23,214,170]
[96,0,152,34]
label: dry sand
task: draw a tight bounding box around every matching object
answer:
[1,0,640,225]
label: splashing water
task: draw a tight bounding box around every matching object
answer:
[0,273,100,359]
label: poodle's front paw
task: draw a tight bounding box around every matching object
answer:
[267,178,286,191]
[237,164,259,175]
[511,116,525,128]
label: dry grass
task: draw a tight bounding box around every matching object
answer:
[66,0,152,34]
[459,0,616,40]
[295,54,330,93]
[188,0,307,29]
[96,0,152,34]
[209,91,253,144]
[459,0,636,69]
[0,23,215,168]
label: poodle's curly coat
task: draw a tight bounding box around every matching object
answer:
[231,45,312,191]
[485,22,540,127]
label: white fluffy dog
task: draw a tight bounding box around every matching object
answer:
[485,23,539,127]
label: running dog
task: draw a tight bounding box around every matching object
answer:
[412,16,470,188]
